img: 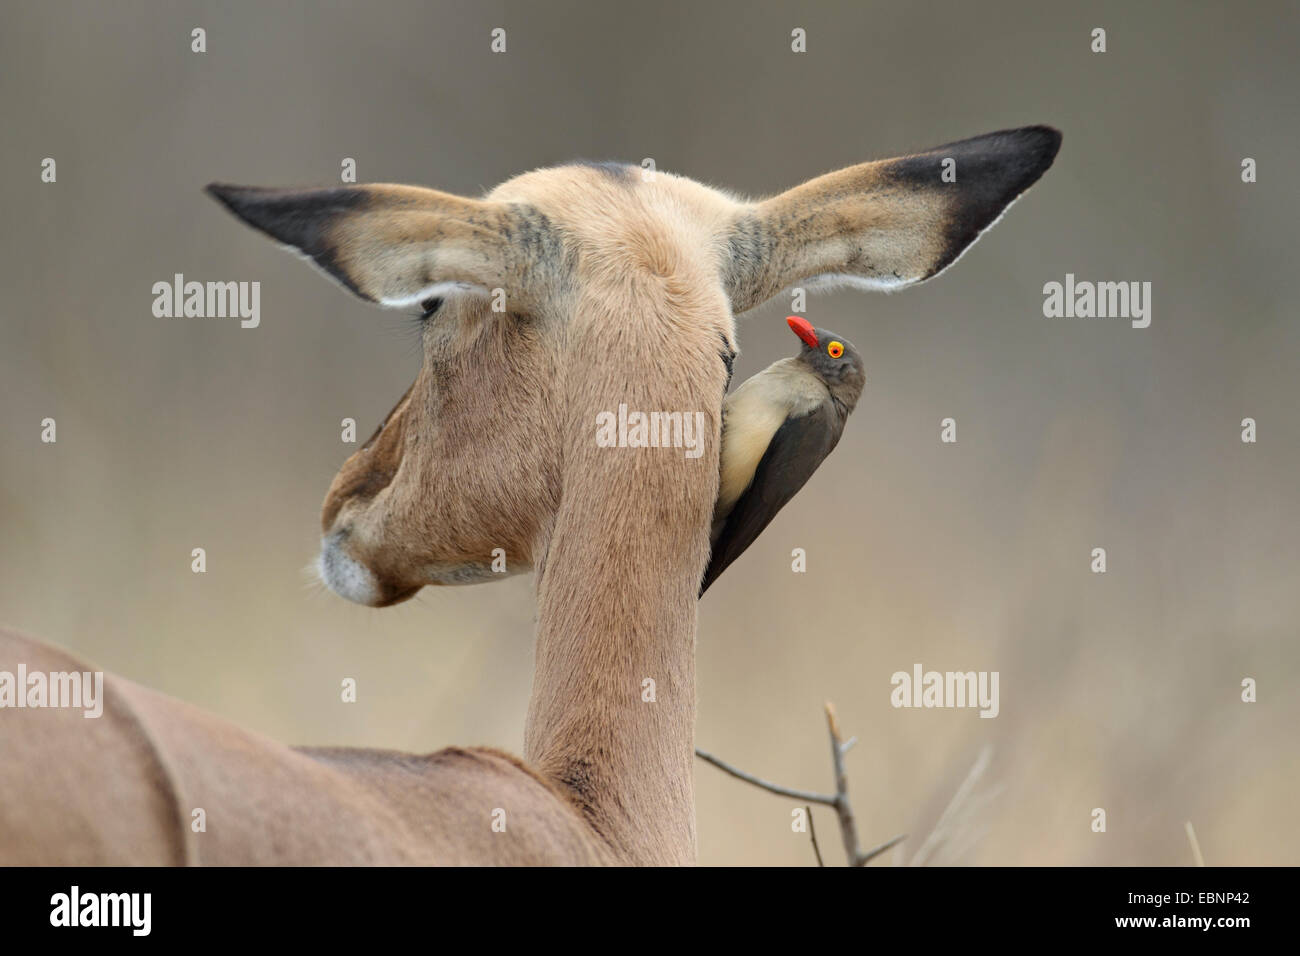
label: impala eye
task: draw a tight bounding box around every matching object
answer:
[419,297,443,319]
[827,341,844,359]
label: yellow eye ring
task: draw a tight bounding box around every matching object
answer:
[827,341,844,359]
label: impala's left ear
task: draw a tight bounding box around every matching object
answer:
[724,125,1062,313]
[206,182,554,311]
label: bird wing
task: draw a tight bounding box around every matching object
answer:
[700,402,841,594]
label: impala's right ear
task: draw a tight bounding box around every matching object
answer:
[724,125,1062,313]
[205,183,551,310]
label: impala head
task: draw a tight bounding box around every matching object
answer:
[207,126,1060,607]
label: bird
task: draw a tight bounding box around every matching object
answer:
[702,316,866,594]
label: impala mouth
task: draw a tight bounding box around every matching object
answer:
[317,531,418,607]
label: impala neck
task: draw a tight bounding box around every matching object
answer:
[525,526,700,864]
[523,305,724,866]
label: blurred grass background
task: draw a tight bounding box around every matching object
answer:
[1,0,1296,864]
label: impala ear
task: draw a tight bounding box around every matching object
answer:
[205,183,551,309]
[725,125,1062,313]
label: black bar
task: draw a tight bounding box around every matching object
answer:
[1,866,1278,941]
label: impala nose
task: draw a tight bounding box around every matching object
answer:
[317,531,381,606]
[317,530,422,607]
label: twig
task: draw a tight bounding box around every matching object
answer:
[806,805,824,866]
[695,701,905,866]
[825,702,862,865]
[694,748,837,806]
[858,832,908,864]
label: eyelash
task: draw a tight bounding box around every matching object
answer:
[398,297,443,349]
[418,297,443,321]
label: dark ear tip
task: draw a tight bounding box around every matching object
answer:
[1017,125,1063,165]
[204,183,257,214]
[976,125,1062,192]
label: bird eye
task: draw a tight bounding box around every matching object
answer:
[827,341,844,359]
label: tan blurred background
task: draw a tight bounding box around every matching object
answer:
[2,1,1297,865]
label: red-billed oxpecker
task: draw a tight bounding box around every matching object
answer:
[702,316,866,593]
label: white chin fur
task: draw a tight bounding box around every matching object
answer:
[317,535,380,606]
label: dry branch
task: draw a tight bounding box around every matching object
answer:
[696,701,906,866]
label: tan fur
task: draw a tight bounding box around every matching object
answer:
[0,628,615,865]
[5,128,1058,865]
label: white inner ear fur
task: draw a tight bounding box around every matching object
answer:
[800,273,914,294]
[278,241,362,297]
[379,281,493,310]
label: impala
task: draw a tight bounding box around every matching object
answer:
[0,126,1060,865]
